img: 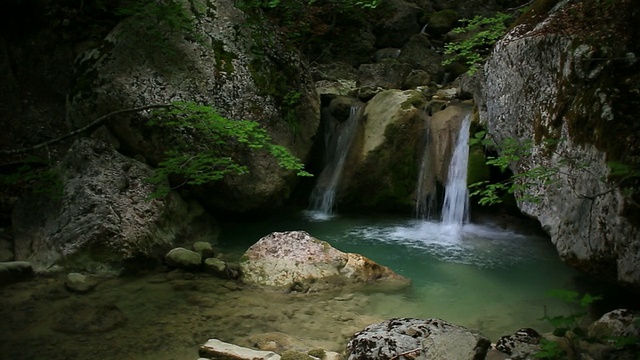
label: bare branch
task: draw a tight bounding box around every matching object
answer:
[0,104,173,156]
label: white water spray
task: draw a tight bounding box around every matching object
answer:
[441,113,471,230]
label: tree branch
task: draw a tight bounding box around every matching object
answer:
[0,104,173,156]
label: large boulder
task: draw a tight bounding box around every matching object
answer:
[346,317,491,360]
[66,0,320,215]
[479,0,640,289]
[239,231,409,291]
[12,138,218,274]
[338,89,427,212]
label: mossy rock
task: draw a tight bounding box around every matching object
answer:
[467,148,490,186]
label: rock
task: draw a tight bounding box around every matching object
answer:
[588,309,640,340]
[239,231,409,291]
[357,62,413,90]
[203,258,227,277]
[425,9,459,36]
[67,0,320,215]
[494,328,541,358]
[193,241,215,259]
[402,69,432,89]
[346,317,491,360]
[479,0,640,289]
[398,34,445,81]
[0,261,33,286]
[165,247,202,271]
[64,272,98,293]
[329,96,359,122]
[0,247,13,262]
[54,302,126,334]
[199,338,281,360]
[336,89,431,212]
[12,138,218,274]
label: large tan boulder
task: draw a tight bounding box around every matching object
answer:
[239,231,409,292]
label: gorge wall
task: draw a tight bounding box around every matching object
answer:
[477,0,640,289]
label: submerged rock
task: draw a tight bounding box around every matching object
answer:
[0,261,33,286]
[64,272,98,293]
[346,317,491,360]
[239,231,409,291]
[54,302,126,334]
[165,247,202,271]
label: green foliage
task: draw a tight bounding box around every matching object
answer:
[540,290,602,336]
[146,102,311,197]
[442,12,512,74]
[533,338,565,359]
[0,157,63,199]
[115,0,193,33]
[468,132,559,206]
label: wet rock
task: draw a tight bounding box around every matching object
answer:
[240,231,409,291]
[495,328,541,358]
[54,302,126,334]
[64,272,98,293]
[193,241,215,260]
[203,258,227,277]
[199,338,281,360]
[165,247,202,271]
[588,309,640,340]
[346,317,491,360]
[0,261,33,286]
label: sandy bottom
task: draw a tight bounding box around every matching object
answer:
[0,271,388,360]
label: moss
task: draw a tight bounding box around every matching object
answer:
[467,149,490,186]
[212,40,236,73]
[281,350,314,360]
[307,349,326,359]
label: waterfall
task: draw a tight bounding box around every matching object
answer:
[441,113,471,227]
[309,105,361,217]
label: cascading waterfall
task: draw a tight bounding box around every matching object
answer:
[441,113,472,228]
[309,105,361,217]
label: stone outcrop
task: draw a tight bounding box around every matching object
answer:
[346,317,491,360]
[239,231,409,291]
[12,138,218,274]
[479,0,640,289]
[66,0,320,215]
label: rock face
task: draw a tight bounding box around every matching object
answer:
[346,317,491,360]
[479,0,640,289]
[12,138,218,274]
[67,0,320,215]
[239,231,409,291]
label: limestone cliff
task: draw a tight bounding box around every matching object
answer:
[479,0,640,289]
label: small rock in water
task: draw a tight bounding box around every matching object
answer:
[165,247,202,271]
[64,272,98,293]
[193,241,215,259]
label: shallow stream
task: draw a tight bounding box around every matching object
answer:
[0,212,602,360]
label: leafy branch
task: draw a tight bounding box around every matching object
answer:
[146,101,311,197]
[0,104,171,157]
[442,12,513,74]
